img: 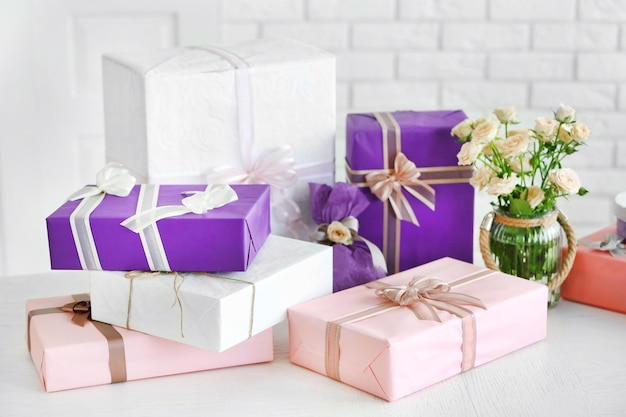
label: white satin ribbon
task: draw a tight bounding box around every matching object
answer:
[66,163,136,270]
[135,185,170,271]
[121,184,238,233]
[67,162,136,201]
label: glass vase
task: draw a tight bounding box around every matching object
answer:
[487,208,563,307]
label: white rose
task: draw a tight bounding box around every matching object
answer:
[570,122,590,143]
[534,117,558,141]
[451,119,473,140]
[548,168,581,194]
[509,157,532,174]
[487,175,518,196]
[493,106,517,123]
[456,141,482,165]
[469,166,493,189]
[494,133,530,159]
[555,103,576,123]
[326,221,353,245]
[522,186,545,209]
[471,118,500,144]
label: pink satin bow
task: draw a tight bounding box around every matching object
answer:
[365,152,436,226]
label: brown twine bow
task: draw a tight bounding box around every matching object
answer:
[124,270,186,338]
[365,152,436,226]
[367,276,486,322]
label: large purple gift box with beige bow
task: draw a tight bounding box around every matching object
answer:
[346,110,474,273]
[46,184,270,272]
[288,257,548,401]
[102,38,335,238]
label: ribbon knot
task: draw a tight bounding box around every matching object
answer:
[121,184,238,233]
[365,152,436,226]
[61,299,92,327]
[579,233,626,258]
[67,163,136,201]
[368,276,486,323]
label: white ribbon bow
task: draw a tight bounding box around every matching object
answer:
[121,184,238,233]
[67,162,136,201]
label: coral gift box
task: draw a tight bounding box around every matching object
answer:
[288,257,548,401]
[46,184,270,272]
[345,110,474,274]
[102,38,335,237]
[27,294,274,392]
[561,225,626,314]
[90,235,333,352]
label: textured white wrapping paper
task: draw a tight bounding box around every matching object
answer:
[89,235,333,352]
[102,38,336,237]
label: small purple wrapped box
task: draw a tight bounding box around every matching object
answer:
[346,110,474,273]
[47,184,271,272]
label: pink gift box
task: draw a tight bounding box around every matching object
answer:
[27,295,273,392]
[288,257,548,401]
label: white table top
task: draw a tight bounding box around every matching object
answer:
[2,270,626,417]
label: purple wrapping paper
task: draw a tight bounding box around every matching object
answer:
[47,184,271,272]
[309,182,386,292]
[346,110,474,273]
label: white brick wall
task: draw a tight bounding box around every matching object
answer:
[219,0,626,238]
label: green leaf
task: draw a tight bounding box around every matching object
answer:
[509,198,533,215]
[578,187,589,196]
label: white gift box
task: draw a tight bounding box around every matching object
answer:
[102,38,336,237]
[89,235,333,352]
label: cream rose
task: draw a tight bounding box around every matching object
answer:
[570,122,590,143]
[469,166,493,189]
[493,106,517,123]
[471,118,500,144]
[555,103,576,123]
[522,186,545,209]
[456,141,482,165]
[534,117,558,141]
[487,175,518,196]
[507,128,532,138]
[494,133,530,159]
[557,125,573,143]
[326,221,353,245]
[548,168,581,194]
[451,119,473,140]
[509,156,532,174]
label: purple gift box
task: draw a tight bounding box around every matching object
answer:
[47,184,271,272]
[346,110,474,273]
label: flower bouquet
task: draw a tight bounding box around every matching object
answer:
[450,104,589,306]
[309,182,387,292]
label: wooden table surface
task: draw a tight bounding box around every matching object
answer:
[2,270,625,417]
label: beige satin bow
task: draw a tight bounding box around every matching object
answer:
[364,152,436,226]
[368,276,486,322]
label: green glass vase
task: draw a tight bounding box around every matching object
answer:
[483,208,564,307]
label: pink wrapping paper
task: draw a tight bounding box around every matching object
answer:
[27,295,273,392]
[288,258,548,401]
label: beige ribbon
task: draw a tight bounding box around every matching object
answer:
[325,269,492,382]
[364,152,437,226]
